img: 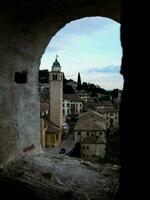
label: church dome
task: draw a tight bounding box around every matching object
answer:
[52,56,61,72]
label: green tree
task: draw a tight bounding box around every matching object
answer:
[39,69,49,83]
[63,73,67,87]
[105,129,120,164]
[97,129,120,165]
[82,82,88,91]
[76,72,82,90]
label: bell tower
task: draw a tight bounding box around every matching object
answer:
[49,56,63,145]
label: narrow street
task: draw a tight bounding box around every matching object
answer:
[44,133,75,155]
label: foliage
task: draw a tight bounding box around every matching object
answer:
[80,81,107,94]
[99,95,111,101]
[111,89,119,98]
[90,92,98,97]
[63,73,67,87]
[63,85,76,94]
[39,69,49,83]
[69,142,81,158]
[97,129,120,165]
[76,72,82,90]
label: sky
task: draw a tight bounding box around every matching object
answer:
[40,17,123,90]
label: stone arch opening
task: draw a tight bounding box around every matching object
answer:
[0,0,121,166]
[1,1,134,199]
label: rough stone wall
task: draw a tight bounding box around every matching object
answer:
[0,0,120,165]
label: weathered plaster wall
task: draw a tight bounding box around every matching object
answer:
[0,0,120,165]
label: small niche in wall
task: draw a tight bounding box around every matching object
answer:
[14,71,27,83]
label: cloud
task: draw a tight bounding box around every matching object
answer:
[40,17,122,90]
[61,17,119,37]
[86,66,121,74]
[45,16,120,53]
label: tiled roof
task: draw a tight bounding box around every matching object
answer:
[74,111,106,131]
[78,110,103,119]
[63,94,82,102]
[40,103,49,111]
[97,107,119,113]
[96,100,113,106]
[74,120,106,131]
[46,121,60,133]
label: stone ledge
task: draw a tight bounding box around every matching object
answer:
[0,152,120,200]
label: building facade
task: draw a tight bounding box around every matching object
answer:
[96,107,119,130]
[78,90,90,103]
[81,136,106,162]
[74,111,106,161]
[63,94,83,119]
[45,57,63,147]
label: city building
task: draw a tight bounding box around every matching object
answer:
[39,83,49,93]
[81,136,106,162]
[95,100,119,130]
[44,56,63,147]
[113,89,122,108]
[78,90,90,103]
[96,100,114,109]
[40,102,49,117]
[74,110,106,161]
[97,107,119,130]
[63,94,83,119]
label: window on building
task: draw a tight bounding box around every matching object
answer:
[56,134,59,140]
[87,146,89,149]
[67,103,70,107]
[99,132,102,135]
[83,145,85,149]
[53,74,57,80]
[78,132,81,136]
[87,132,89,136]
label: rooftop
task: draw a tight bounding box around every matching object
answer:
[40,103,49,111]
[63,94,82,102]
[46,121,60,133]
[97,107,119,113]
[75,111,106,131]
[96,100,113,106]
